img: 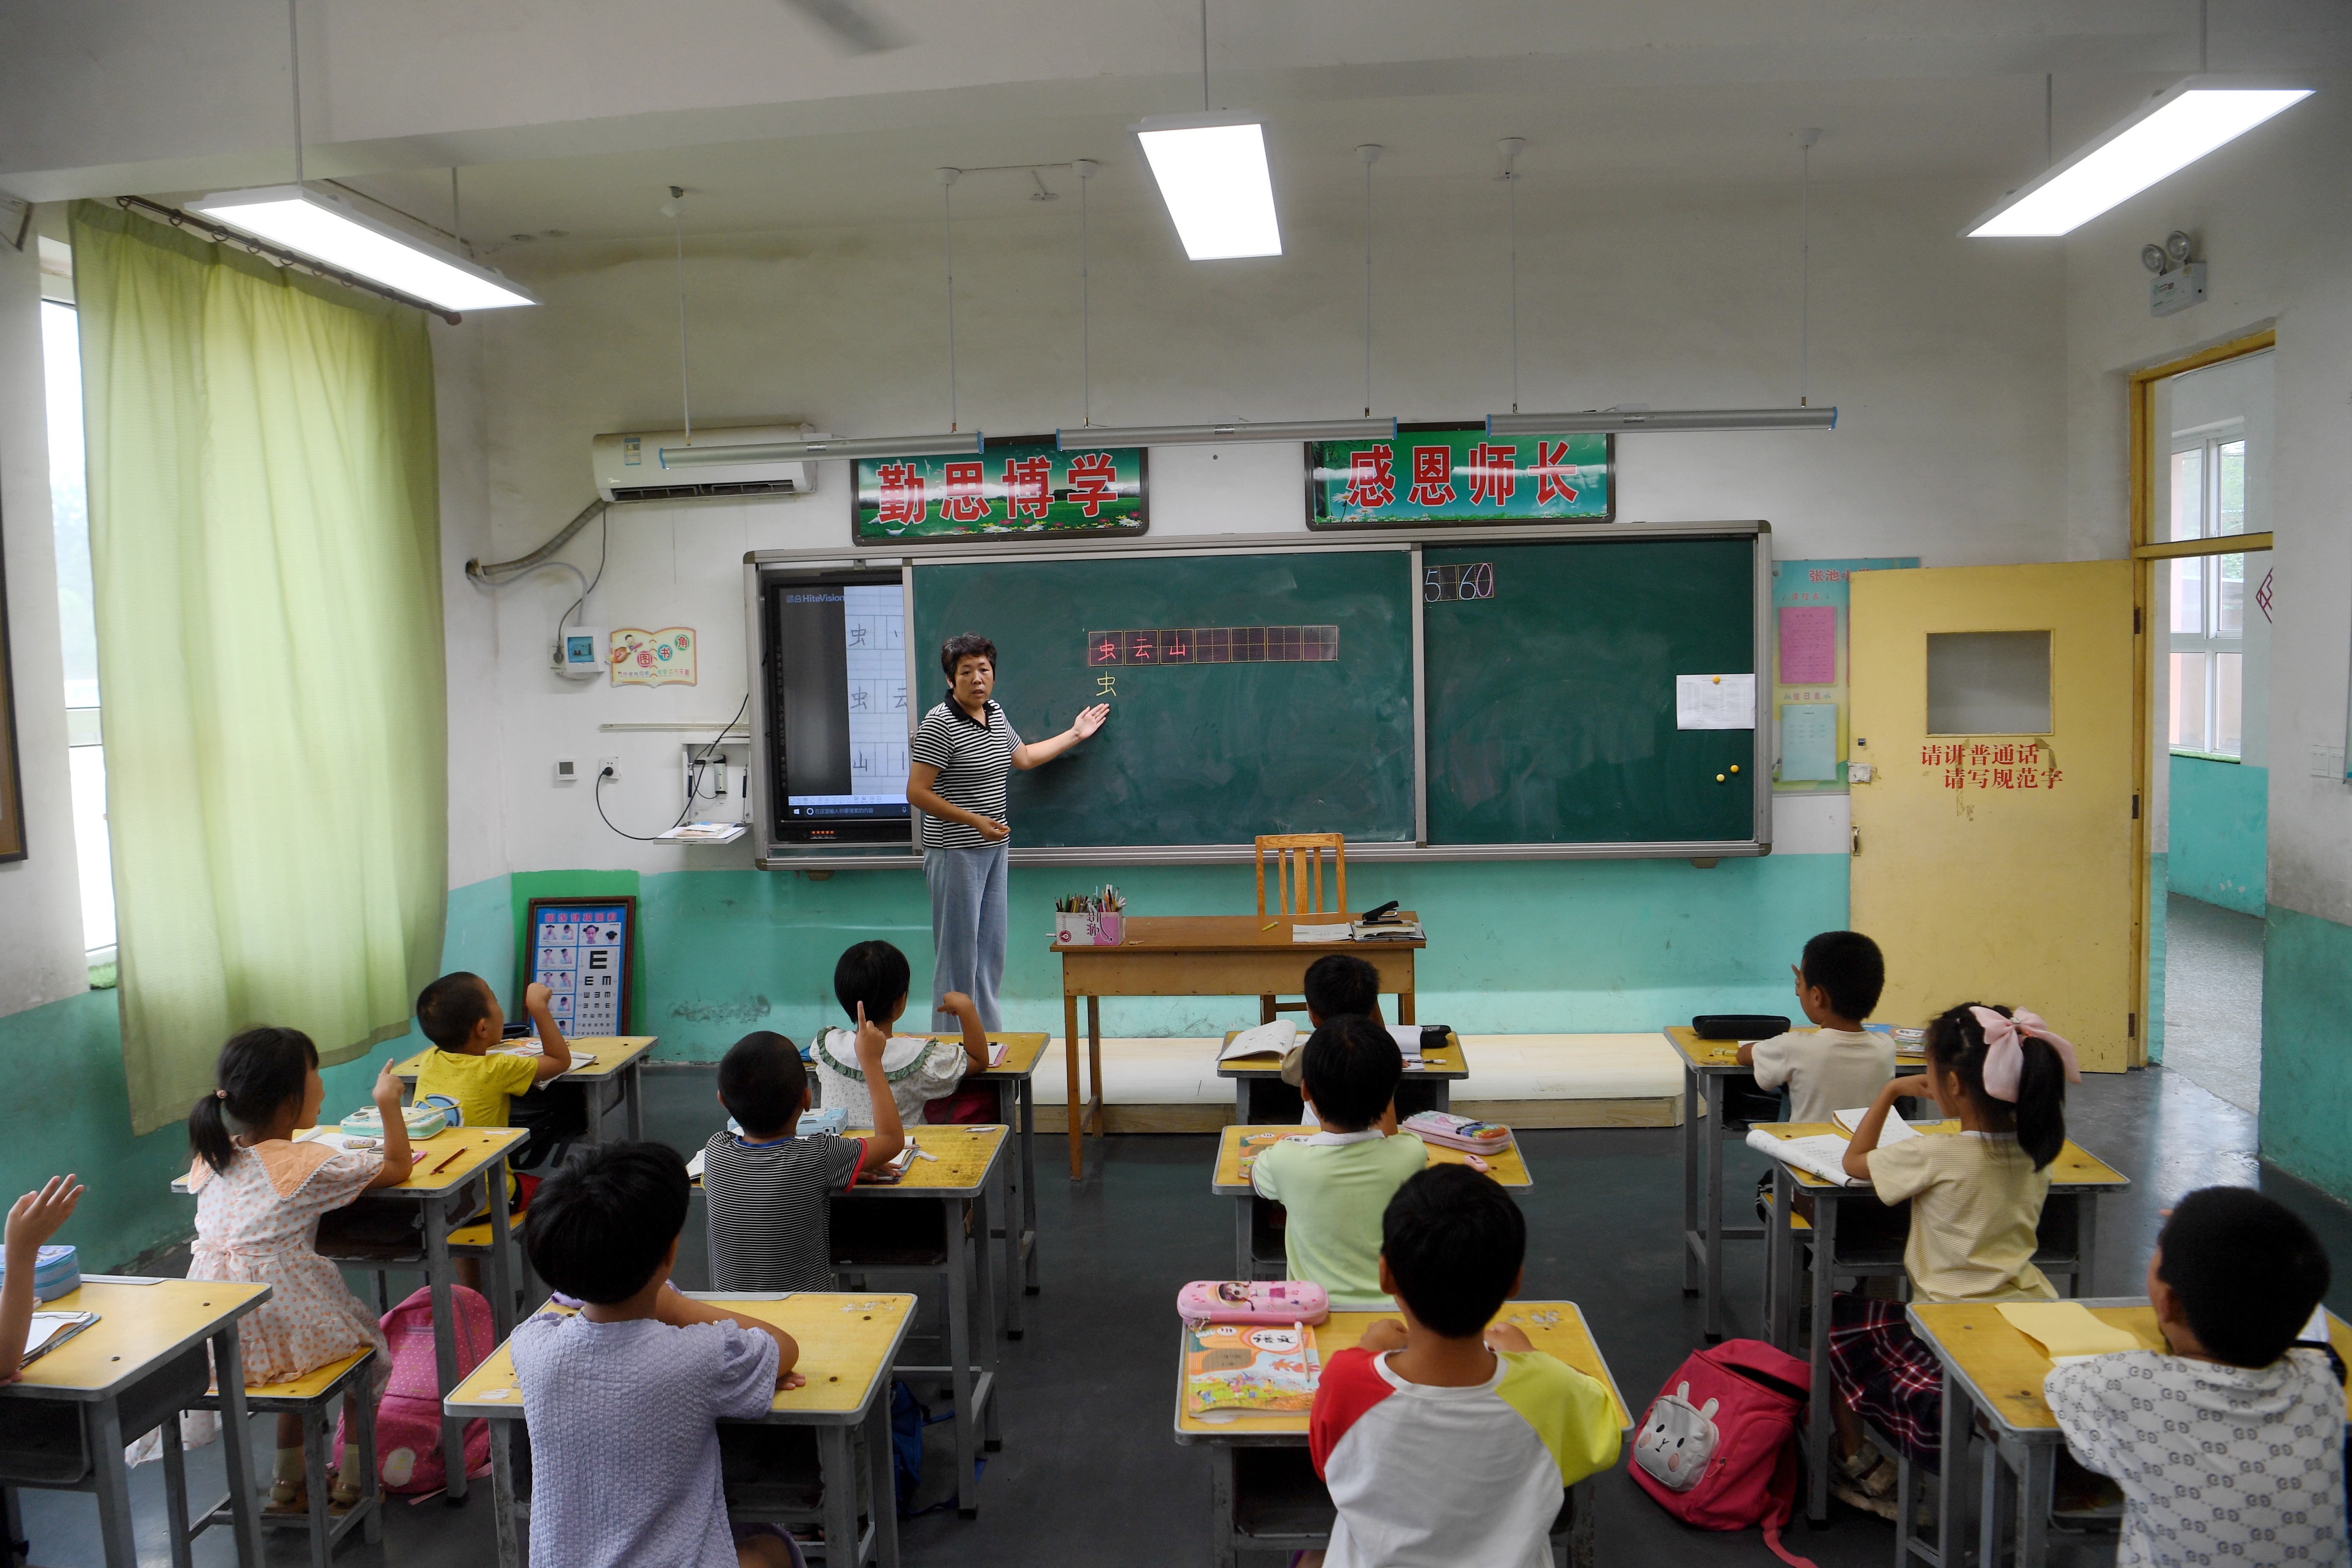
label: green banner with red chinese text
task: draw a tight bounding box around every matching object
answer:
[1307,426,1612,528]
[855,437,1146,541]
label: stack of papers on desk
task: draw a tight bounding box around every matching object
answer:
[1745,1130,1861,1187]
[1290,923,1353,943]
[490,1041,596,1066]
[657,821,747,843]
[1220,1020,1298,1063]
[1996,1301,2144,1364]
[1351,921,1424,942]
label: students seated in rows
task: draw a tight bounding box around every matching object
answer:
[2047,1187,2345,1568]
[1252,1017,1425,1308]
[1737,929,1889,1123]
[0,1174,83,1382]
[1278,953,1383,1100]
[703,1026,905,1292]
[138,1030,419,1509]
[515,1142,802,1568]
[808,941,994,1126]
[414,972,572,1208]
[1307,1166,1620,1568]
[1827,1002,2077,1514]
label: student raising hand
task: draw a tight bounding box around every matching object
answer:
[3,1175,85,1382]
[365,1059,420,1190]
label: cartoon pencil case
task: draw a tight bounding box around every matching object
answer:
[0,1244,80,1303]
[1177,1280,1330,1328]
[1401,1111,1515,1153]
[339,1104,449,1140]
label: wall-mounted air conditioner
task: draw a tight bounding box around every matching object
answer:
[591,422,821,504]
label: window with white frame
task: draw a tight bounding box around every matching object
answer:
[40,282,116,958]
[2167,428,2247,758]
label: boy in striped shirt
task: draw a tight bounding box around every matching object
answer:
[702,1021,904,1293]
[1306,1166,1621,1568]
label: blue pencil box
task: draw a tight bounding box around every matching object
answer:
[0,1244,80,1302]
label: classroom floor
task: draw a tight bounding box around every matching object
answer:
[26,1059,2340,1567]
[2159,891,2266,1115]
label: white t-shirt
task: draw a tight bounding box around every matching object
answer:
[1747,1027,1893,1125]
[809,1027,968,1127]
[2045,1348,2347,1568]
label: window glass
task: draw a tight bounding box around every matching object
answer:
[2217,439,2246,536]
[41,297,116,955]
[2215,652,2243,758]
[2171,556,2204,636]
[2217,553,2245,637]
[1925,631,2052,735]
[2170,651,2209,751]
[2170,448,2204,541]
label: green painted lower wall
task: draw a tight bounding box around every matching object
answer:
[0,873,514,1271]
[2168,755,2267,916]
[549,853,1852,1061]
[2261,902,2352,1206]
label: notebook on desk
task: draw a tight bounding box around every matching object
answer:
[19,1310,99,1366]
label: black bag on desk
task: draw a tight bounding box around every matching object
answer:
[1691,1015,1790,1041]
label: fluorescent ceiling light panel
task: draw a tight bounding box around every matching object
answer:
[660,432,982,466]
[1487,408,1837,435]
[1132,115,1281,260]
[1967,85,2311,238]
[1057,418,1394,449]
[188,185,537,311]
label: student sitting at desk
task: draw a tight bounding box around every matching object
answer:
[2045,1187,2345,1568]
[809,940,993,1127]
[1306,1166,1620,1568]
[136,1029,419,1511]
[515,1143,804,1568]
[1277,953,1383,1102]
[1,1174,83,1381]
[703,1026,906,1292]
[1736,930,1889,1123]
[1251,1018,1425,1309]
[414,972,572,1211]
[1827,1003,2077,1516]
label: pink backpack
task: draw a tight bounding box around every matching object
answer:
[336,1284,494,1494]
[1628,1339,1816,1568]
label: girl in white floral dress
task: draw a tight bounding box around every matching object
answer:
[138,1027,417,1511]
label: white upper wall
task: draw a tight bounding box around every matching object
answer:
[2061,83,2352,921]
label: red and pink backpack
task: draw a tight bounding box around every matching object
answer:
[1628,1338,1816,1567]
[336,1284,494,1494]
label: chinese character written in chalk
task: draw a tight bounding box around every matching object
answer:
[1096,673,1118,698]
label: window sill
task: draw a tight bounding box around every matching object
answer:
[2167,749,2242,764]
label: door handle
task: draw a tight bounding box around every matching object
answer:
[1851,825,1861,857]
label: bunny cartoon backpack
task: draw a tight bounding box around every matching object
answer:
[1629,1338,1816,1567]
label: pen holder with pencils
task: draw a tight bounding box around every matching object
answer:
[1054,912,1090,946]
[1091,911,1124,945]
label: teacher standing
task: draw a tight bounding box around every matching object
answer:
[906,632,1109,1031]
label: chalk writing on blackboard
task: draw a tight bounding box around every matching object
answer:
[1424,563,1494,602]
[1085,627,1339,666]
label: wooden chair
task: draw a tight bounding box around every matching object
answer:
[1255,834,1347,1023]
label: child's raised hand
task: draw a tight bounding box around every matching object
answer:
[372,1059,406,1111]
[854,1002,889,1062]
[525,981,553,1014]
[1359,1318,1409,1355]
[5,1176,83,1256]
[1885,1074,1933,1102]
[1483,1320,1534,1355]
[941,990,975,1017]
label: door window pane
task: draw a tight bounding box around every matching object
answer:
[2170,556,2205,635]
[2170,651,2209,751]
[2170,448,2205,540]
[2217,439,2246,536]
[2217,553,2245,635]
[2214,652,2243,758]
[1927,631,2053,735]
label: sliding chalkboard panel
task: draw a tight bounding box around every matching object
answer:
[911,550,1415,847]
[1423,538,1758,844]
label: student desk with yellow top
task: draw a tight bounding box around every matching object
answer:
[1210,1124,1532,1282]
[176,1123,528,1505]
[446,1292,916,1568]
[1171,1302,1631,1568]
[395,1034,658,1146]
[1055,915,1424,1180]
[929,1030,1050,1336]
[1751,1121,2129,1523]
[1662,1024,1928,1342]
[0,1277,271,1568]
[1217,1030,1470,1124]
[1906,1301,2352,1568]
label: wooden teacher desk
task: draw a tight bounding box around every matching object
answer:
[1054,914,1422,1179]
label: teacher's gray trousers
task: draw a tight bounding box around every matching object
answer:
[926,841,1008,1031]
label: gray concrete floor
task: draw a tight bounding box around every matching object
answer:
[2161,892,2267,1114]
[18,1060,2344,1567]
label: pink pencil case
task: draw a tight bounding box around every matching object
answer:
[1177,1280,1330,1327]
[1402,1111,1515,1153]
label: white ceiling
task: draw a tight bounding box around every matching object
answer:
[7,0,2345,247]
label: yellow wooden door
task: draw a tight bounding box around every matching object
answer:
[1848,562,2137,1071]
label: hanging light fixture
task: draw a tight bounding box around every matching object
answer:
[1965,79,2310,238]
[1132,0,1279,259]
[1057,418,1394,449]
[191,1,534,311]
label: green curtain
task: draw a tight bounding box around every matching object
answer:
[71,201,448,1135]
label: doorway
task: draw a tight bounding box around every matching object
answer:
[2139,343,2274,1113]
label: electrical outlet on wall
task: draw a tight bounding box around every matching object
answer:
[2311,744,2347,781]
[597,755,622,781]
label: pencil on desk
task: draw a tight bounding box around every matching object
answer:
[428,1146,466,1175]
[1260,920,1280,931]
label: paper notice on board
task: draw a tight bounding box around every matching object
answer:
[1676,674,1756,730]
[1779,702,1838,781]
[1777,605,1837,685]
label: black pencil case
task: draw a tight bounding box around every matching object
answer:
[1690,1014,1791,1040]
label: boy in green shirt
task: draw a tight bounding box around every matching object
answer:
[1250,1016,1426,1307]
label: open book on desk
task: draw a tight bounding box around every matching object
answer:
[1830,1106,1919,1143]
[1219,1020,1298,1064]
[21,1309,99,1366]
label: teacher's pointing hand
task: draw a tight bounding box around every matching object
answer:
[1072,703,1110,740]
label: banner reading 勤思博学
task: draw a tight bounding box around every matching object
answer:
[855,438,1145,541]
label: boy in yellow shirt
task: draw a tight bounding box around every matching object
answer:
[414,972,572,1249]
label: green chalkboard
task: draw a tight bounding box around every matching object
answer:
[912,552,1416,847]
[1423,538,1758,844]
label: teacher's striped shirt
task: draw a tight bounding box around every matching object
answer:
[909,697,1022,850]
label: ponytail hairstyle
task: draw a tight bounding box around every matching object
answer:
[188,1027,321,1174]
[1922,1002,2071,1170]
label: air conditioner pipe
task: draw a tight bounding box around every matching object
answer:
[467,496,610,584]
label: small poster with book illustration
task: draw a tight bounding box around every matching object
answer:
[1184,1320,1321,1421]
